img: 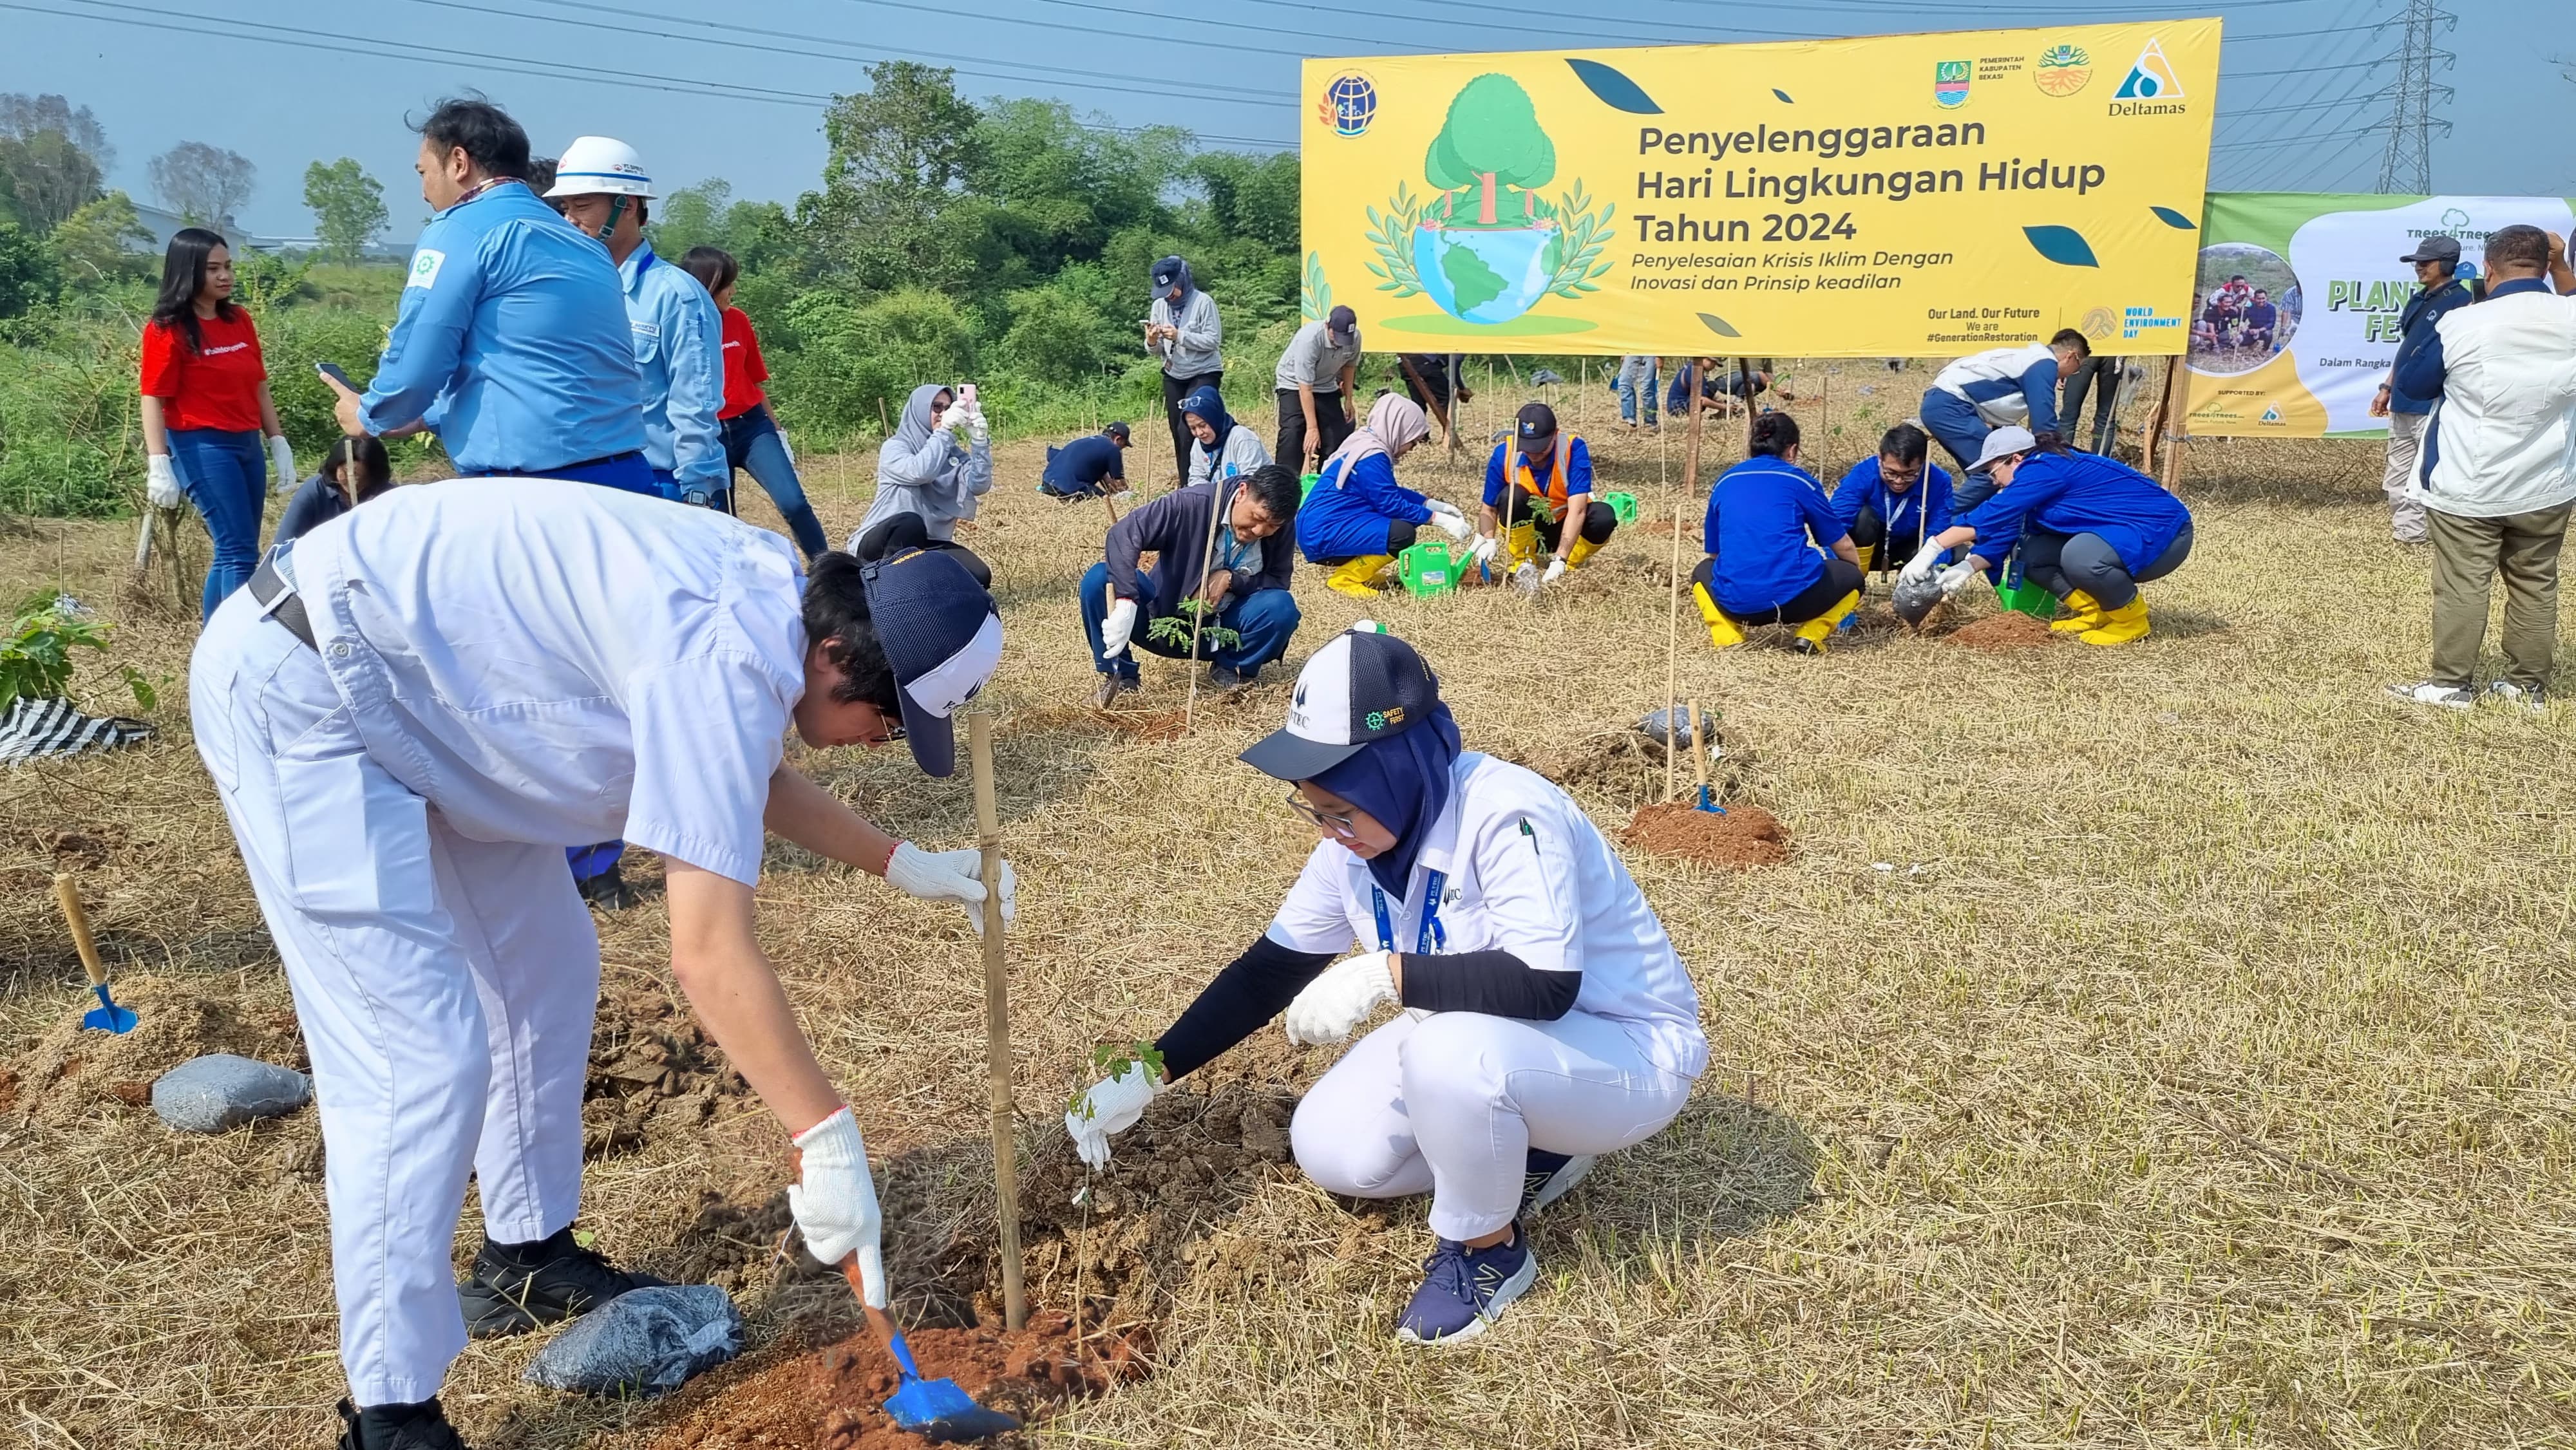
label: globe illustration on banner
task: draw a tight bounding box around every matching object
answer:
[1412,225,1556,324]
[1327,73,1377,137]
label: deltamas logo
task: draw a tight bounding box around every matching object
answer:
[2110,39,2188,115]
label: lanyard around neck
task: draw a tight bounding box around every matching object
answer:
[1370,869,1447,955]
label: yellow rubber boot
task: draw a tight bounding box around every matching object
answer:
[1327,554,1393,598]
[2078,594,2150,646]
[1692,581,1745,649]
[2050,588,2107,632]
[1566,535,1604,570]
[1791,590,1862,655]
[1855,543,1877,574]
[1504,521,1540,567]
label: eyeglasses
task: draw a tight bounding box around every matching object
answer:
[1283,789,1359,837]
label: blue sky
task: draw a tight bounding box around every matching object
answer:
[5,0,2566,241]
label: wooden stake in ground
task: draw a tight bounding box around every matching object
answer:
[1181,475,1229,727]
[1690,698,1710,805]
[1663,381,1707,802]
[2153,355,2192,493]
[1816,367,1833,482]
[967,712,1027,1332]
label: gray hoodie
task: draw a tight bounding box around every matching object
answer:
[854,383,994,543]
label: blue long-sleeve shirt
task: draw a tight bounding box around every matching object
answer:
[618,243,726,494]
[1700,456,1845,614]
[1296,451,1431,563]
[1830,456,1956,541]
[1959,450,2191,572]
[2386,278,2473,415]
[360,182,645,475]
[1482,437,1594,509]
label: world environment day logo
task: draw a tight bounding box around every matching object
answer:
[1361,73,1615,333]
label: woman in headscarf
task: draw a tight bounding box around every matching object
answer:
[1294,393,1470,598]
[848,382,996,587]
[1061,625,1705,1346]
[1148,256,1224,476]
[1180,383,1271,489]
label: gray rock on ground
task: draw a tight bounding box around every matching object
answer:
[1637,706,1719,750]
[151,1053,311,1133]
[524,1285,741,1397]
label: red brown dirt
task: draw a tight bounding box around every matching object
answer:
[1948,612,2058,652]
[641,1310,1143,1450]
[1623,802,1790,869]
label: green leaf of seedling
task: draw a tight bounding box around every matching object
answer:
[572,1227,598,1249]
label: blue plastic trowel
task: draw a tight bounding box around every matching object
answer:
[54,874,136,1033]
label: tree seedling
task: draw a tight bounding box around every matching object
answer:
[1145,600,1238,657]
[3,594,155,716]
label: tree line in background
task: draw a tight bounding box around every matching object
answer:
[0,62,1318,519]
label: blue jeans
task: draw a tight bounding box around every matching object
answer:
[1918,390,2002,511]
[724,409,828,558]
[1080,561,1301,679]
[1614,359,1659,425]
[168,427,269,620]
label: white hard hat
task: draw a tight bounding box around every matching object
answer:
[545,135,655,200]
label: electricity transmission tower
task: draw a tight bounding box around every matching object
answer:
[2376,0,2454,193]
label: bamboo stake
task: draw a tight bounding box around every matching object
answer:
[967,712,1026,1332]
[1663,381,1705,802]
[1181,476,1228,727]
[1817,366,1833,481]
[1690,698,1710,804]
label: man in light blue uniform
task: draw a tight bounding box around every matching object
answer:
[1919,330,2088,513]
[548,137,726,509]
[325,99,649,493]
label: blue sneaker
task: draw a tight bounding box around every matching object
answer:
[1519,1150,1596,1217]
[1396,1226,1537,1346]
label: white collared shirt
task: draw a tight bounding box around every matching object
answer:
[285,480,808,886]
[1265,752,1708,1077]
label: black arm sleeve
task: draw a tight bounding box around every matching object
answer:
[1154,934,1335,1080]
[1398,950,1582,1021]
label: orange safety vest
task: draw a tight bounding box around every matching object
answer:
[1504,433,1581,509]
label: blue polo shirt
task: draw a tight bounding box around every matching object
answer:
[1701,456,1845,614]
[361,181,645,475]
[1043,434,1126,496]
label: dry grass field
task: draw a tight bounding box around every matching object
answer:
[3,361,2571,1449]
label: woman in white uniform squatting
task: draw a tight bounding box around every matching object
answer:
[188,482,1009,1450]
[1065,624,1707,1344]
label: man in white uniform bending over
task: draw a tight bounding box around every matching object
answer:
[189,482,1010,1450]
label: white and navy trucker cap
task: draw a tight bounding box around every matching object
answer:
[1239,622,1441,781]
[859,547,1003,778]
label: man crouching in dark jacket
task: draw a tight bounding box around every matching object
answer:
[1082,462,1304,706]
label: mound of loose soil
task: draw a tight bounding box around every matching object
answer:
[1948,612,2058,652]
[1525,728,1756,815]
[642,1310,1142,1450]
[6,977,305,1127]
[583,984,761,1159]
[1623,802,1790,869]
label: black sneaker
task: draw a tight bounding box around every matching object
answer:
[576,863,635,911]
[1519,1149,1596,1217]
[1204,664,1257,693]
[336,1397,469,1450]
[457,1226,667,1338]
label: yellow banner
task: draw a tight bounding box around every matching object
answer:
[1301,22,2219,357]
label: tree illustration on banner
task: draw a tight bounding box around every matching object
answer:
[1365,71,1613,334]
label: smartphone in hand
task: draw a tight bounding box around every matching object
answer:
[314,361,355,391]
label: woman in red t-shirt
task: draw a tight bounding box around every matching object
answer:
[140,227,296,620]
[679,246,827,559]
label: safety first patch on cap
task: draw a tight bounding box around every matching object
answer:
[406,249,446,290]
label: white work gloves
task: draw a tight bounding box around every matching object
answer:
[1898,541,1947,585]
[145,455,182,509]
[886,841,1017,936]
[790,1107,887,1308]
[1466,533,1501,569]
[1100,598,1139,658]
[267,435,298,494]
[1283,950,1398,1046]
[1428,509,1472,543]
[1542,558,1569,585]
[1936,561,1979,596]
[1065,1059,1163,1170]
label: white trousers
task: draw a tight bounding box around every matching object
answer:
[2383,411,2430,541]
[190,592,599,1405]
[1291,1010,1693,1241]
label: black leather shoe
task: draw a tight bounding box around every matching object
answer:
[457,1227,667,1338]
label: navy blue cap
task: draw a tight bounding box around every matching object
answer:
[1240,622,1441,780]
[858,548,1003,778]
